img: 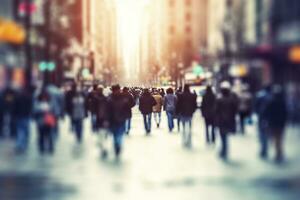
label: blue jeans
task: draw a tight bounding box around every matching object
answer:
[125,118,131,134]
[16,118,30,151]
[258,119,268,157]
[166,111,175,131]
[143,113,152,133]
[219,131,228,159]
[111,123,125,156]
[181,116,192,146]
[73,119,83,143]
[153,112,161,126]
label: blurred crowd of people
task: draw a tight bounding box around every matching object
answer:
[0,80,289,163]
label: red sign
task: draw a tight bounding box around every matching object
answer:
[18,2,37,14]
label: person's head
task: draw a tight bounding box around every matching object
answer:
[143,88,150,95]
[183,84,190,93]
[166,88,174,94]
[71,82,77,91]
[93,84,98,91]
[97,86,104,95]
[220,81,231,96]
[111,84,121,94]
[123,87,129,93]
[206,85,213,94]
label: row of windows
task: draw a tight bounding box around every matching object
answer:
[169,26,192,34]
[169,0,192,7]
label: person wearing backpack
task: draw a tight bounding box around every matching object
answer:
[139,88,157,135]
[108,84,127,159]
[34,89,56,154]
[70,85,87,143]
[215,81,238,159]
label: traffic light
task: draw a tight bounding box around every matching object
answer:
[38,61,56,72]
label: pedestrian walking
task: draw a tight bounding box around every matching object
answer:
[255,85,272,159]
[122,87,135,135]
[95,86,110,158]
[175,87,182,132]
[237,86,253,134]
[139,88,157,135]
[14,89,33,152]
[34,89,56,154]
[152,89,163,128]
[177,85,197,147]
[264,85,287,162]
[215,81,238,159]
[108,84,128,159]
[87,84,100,133]
[164,88,177,133]
[69,86,87,143]
[201,85,217,144]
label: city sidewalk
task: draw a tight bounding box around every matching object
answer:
[0,110,299,200]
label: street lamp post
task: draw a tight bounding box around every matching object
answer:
[24,0,32,88]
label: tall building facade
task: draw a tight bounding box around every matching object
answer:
[166,0,208,68]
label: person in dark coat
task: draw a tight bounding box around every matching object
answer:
[14,89,33,152]
[122,87,135,135]
[215,81,238,159]
[201,85,217,144]
[255,85,272,159]
[139,88,157,135]
[177,85,197,147]
[87,84,100,133]
[107,84,128,158]
[264,85,287,162]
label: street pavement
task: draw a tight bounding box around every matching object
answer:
[0,108,300,200]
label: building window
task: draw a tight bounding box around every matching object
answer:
[185,26,191,33]
[169,0,175,7]
[186,39,192,47]
[185,0,192,6]
[185,13,191,21]
[169,26,176,35]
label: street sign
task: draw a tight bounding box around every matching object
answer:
[0,18,26,44]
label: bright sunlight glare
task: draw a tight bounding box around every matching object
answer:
[115,0,151,82]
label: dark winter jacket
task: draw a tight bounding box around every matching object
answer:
[201,90,216,122]
[139,93,157,115]
[177,92,197,117]
[215,92,238,133]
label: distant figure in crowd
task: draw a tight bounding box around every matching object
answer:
[46,84,65,139]
[139,88,157,135]
[264,85,287,162]
[164,88,177,132]
[201,85,216,144]
[237,86,253,134]
[34,89,56,154]
[14,89,33,152]
[108,84,128,158]
[152,89,163,128]
[175,87,183,132]
[69,85,87,143]
[3,86,17,138]
[95,86,110,158]
[159,88,165,97]
[177,85,197,147]
[122,87,135,135]
[88,84,101,133]
[255,85,272,159]
[215,81,238,159]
